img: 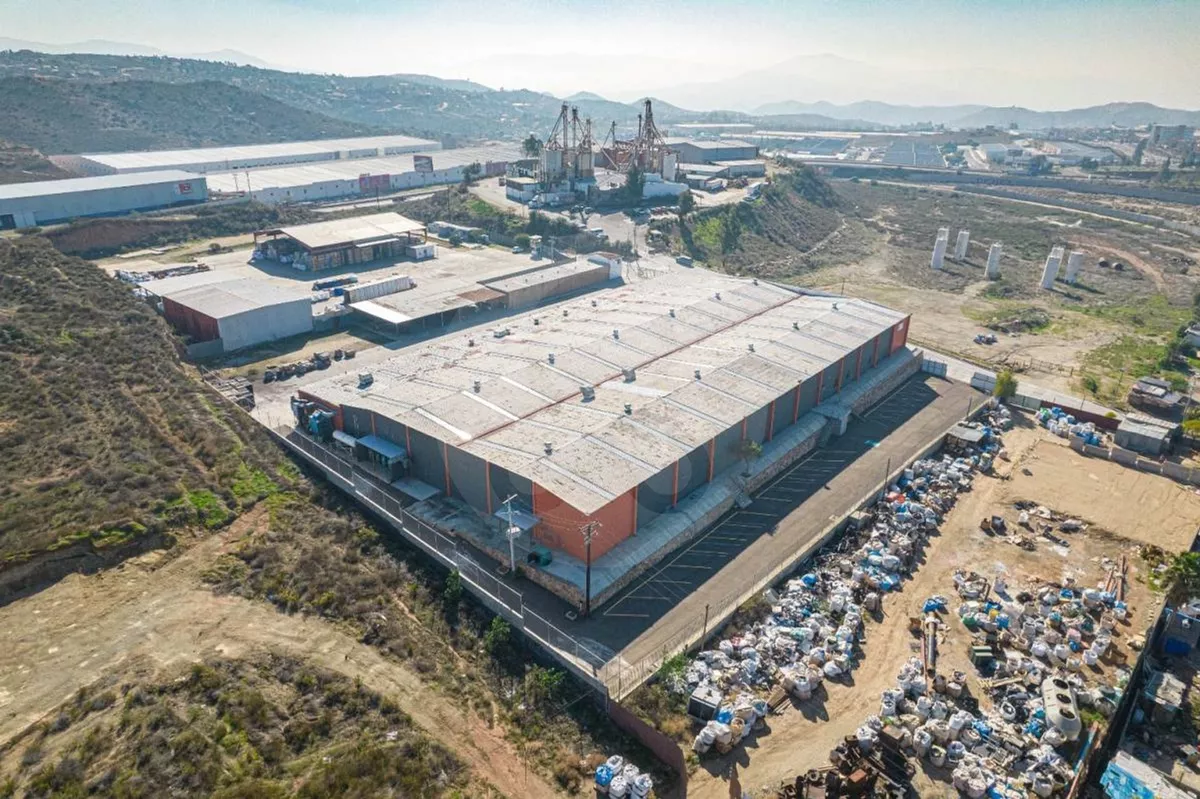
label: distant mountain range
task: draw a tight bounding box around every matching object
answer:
[751,99,1200,129]
[0,37,276,69]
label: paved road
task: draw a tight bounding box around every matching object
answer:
[595,374,981,691]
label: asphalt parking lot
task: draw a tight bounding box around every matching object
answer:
[597,375,974,625]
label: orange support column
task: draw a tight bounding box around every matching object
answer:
[707,438,716,481]
[855,348,863,380]
[442,442,451,496]
[792,385,801,423]
[816,371,825,403]
[631,486,639,535]
[767,401,776,442]
[872,336,880,367]
[672,461,680,506]
[485,462,493,514]
[836,359,844,392]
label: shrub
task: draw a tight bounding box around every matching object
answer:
[993,369,1017,399]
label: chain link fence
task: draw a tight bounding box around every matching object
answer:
[282,430,609,683]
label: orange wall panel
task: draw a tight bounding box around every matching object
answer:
[532,484,636,561]
[890,316,910,353]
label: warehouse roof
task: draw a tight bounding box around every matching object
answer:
[270,212,426,251]
[166,278,310,319]
[78,135,440,172]
[306,272,906,513]
[0,170,201,201]
[204,144,522,195]
[665,138,757,150]
[482,260,611,295]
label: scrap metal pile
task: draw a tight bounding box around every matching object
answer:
[684,408,1008,759]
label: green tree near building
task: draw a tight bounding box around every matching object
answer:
[522,134,543,158]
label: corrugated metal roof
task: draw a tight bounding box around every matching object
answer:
[274,211,426,251]
[167,278,309,318]
[0,170,202,201]
[80,135,439,172]
[309,272,906,513]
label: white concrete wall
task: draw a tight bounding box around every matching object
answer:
[217,299,313,352]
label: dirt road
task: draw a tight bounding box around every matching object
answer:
[0,511,563,799]
[688,422,1163,799]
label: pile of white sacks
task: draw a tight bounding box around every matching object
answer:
[594,754,653,798]
[848,656,1077,798]
[691,695,770,755]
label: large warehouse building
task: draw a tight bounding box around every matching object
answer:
[254,212,429,271]
[204,144,522,204]
[664,138,760,164]
[160,278,313,354]
[0,171,206,229]
[297,273,910,562]
[53,135,441,176]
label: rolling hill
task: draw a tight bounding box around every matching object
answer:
[0,75,384,154]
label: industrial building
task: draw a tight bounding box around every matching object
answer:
[54,135,441,176]
[0,171,205,229]
[1114,414,1180,457]
[205,144,521,205]
[1149,125,1196,148]
[296,273,910,563]
[253,212,429,271]
[160,278,313,354]
[663,138,759,164]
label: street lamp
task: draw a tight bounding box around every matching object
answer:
[581,521,601,617]
[502,494,520,574]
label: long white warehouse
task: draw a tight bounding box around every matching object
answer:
[204,144,523,205]
[53,135,441,176]
[0,171,206,230]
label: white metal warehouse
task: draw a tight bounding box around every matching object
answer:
[54,135,441,176]
[160,278,313,355]
[204,144,523,205]
[0,171,206,230]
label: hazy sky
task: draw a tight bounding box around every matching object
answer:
[3,0,1199,109]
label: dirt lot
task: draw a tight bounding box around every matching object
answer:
[0,509,564,799]
[688,418,1184,799]
[797,182,1200,400]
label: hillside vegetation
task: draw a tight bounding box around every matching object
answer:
[0,655,475,798]
[668,166,842,275]
[0,140,67,184]
[0,51,741,143]
[0,76,383,154]
[0,236,293,574]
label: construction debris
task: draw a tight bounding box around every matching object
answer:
[682,413,1006,760]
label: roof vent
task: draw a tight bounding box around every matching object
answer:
[832,302,839,311]
[612,329,620,340]
[624,403,633,416]
[472,380,481,393]
[669,308,676,318]
[694,369,702,380]
[792,322,799,330]
[468,337,476,346]
[533,317,540,326]
[622,367,636,383]
[544,441,553,455]
[752,278,759,285]
[591,299,598,307]
[714,292,722,301]
[548,353,556,365]
[563,309,569,317]
[748,343,756,353]
[580,385,596,401]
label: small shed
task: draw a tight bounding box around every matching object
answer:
[1114,414,1179,456]
[945,422,986,455]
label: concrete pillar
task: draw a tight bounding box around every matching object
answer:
[1040,246,1064,289]
[954,230,970,260]
[986,242,1002,279]
[1064,250,1084,284]
[931,228,949,270]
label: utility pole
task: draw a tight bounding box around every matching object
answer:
[502,494,520,574]
[580,520,600,617]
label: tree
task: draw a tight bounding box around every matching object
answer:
[1133,138,1147,166]
[677,190,695,219]
[625,165,645,204]
[460,162,482,186]
[443,570,463,606]
[522,134,543,158]
[1082,375,1099,395]
[514,233,531,251]
[735,438,763,476]
[993,369,1017,399]
[1028,154,1051,176]
[1158,157,1172,183]
[1162,552,1200,607]
[483,615,511,655]
[1078,157,1099,172]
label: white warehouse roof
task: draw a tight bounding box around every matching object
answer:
[204,144,522,195]
[78,135,440,173]
[0,170,202,200]
[165,278,309,319]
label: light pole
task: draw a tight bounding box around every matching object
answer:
[502,494,520,574]
[581,520,600,617]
